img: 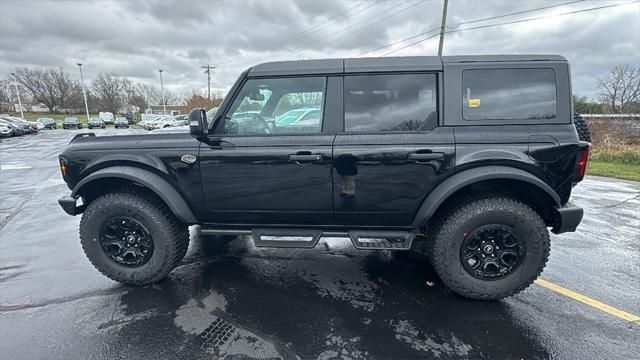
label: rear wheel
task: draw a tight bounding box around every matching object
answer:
[430,196,549,300]
[79,191,188,285]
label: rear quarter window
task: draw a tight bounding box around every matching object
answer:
[462,68,557,121]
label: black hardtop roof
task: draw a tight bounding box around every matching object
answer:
[247,55,567,77]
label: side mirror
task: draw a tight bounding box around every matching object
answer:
[189,108,207,137]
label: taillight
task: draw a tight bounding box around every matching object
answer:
[59,158,68,177]
[576,143,590,181]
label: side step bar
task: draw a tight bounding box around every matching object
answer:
[200,228,415,250]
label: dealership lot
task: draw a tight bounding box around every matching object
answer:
[0,130,638,359]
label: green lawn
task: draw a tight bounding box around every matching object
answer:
[588,161,640,182]
[587,146,640,181]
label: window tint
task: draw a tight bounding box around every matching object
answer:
[344,74,438,132]
[225,77,325,134]
[463,68,557,121]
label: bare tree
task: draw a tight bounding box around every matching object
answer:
[598,64,640,113]
[0,79,20,104]
[92,73,129,114]
[11,67,59,111]
[50,68,75,109]
[135,83,162,105]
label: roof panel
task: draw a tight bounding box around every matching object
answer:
[247,55,567,77]
[248,59,343,77]
[345,56,442,73]
[443,55,567,63]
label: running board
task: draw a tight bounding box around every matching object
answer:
[200,227,415,250]
[348,231,414,250]
[252,228,323,248]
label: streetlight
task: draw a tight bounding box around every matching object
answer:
[158,69,166,115]
[9,73,24,119]
[76,63,90,122]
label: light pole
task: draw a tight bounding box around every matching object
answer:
[76,63,90,121]
[9,73,24,119]
[437,0,449,56]
[158,69,166,115]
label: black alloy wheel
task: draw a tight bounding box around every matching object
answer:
[100,217,154,267]
[460,224,525,280]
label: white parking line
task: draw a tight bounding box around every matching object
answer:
[0,163,32,170]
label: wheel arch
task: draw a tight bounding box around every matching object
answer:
[71,166,198,224]
[412,166,561,229]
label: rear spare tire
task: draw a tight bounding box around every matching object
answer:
[430,197,549,300]
[574,113,591,142]
[79,191,188,285]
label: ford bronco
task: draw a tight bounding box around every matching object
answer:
[58,55,590,300]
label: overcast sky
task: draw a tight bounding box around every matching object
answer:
[1,0,638,100]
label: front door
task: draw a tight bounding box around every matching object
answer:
[199,76,335,225]
[332,73,455,226]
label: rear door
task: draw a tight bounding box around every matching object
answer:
[332,73,455,226]
[199,76,336,225]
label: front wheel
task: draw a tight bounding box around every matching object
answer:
[430,197,549,300]
[79,191,189,285]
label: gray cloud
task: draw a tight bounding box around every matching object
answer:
[1,0,638,99]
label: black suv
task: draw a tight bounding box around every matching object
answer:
[58,55,590,300]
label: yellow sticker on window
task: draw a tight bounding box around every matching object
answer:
[468,98,481,108]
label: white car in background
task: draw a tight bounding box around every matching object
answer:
[153,115,188,129]
[0,122,13,137]
[99,112,115,125]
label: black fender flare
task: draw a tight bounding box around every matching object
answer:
[412,166,561,228]
[71,166,198,224]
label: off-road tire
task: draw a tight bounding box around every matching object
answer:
[79,191,188,285]
[430,197,550,300]
[574,113,591,142]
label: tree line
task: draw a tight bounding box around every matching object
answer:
[575,64,640,114]
[0,67,222,115]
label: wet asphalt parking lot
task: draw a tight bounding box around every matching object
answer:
[0,129,638,359]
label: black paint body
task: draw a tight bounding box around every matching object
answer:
[59,55,584,232]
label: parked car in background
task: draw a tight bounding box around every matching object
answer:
[0,119,25,136]
[153,115,189,129]
[28,121,43,131]
[114,117,129,128]
[143,116,167,130]
[0,122,14,137]
[88,117,106,129]
[37,117,57,129]
[1,116,32,133]
[99,112,115,125]
[120,113,134,124]
[63,117,82,129]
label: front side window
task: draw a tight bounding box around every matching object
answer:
[224,77,325,134]
[344,74,438,132]
[463,68,557,121]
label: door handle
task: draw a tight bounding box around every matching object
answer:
[289,154,323,162]
[408,152,445,161]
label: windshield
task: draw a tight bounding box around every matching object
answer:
[65,117,78,121]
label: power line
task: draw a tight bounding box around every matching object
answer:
[276,1,381,48]
[306,0,423,53]
[381,0,639,56]
[358,0,588,56]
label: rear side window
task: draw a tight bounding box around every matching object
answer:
[344,74,438,132]
[463,68,556,121]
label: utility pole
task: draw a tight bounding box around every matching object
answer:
[9,73,24,119]
[158,69,166,115]
[201,65,215,100]
[76,63,90,121]
[438,0,449,56]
